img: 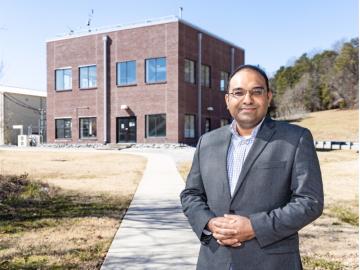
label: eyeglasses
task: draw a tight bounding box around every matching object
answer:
[228,87,266,99]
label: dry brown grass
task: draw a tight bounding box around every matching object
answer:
[177,162,192,181]
[300,150,358,270]
[291,109,358,141]
[0,149,146,269]
[0,150,145,197]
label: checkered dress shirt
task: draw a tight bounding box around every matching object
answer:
[227,118,264,197]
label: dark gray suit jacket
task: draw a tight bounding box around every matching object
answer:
[180,117,324,270]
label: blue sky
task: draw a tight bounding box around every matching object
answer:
[0,0,358,91]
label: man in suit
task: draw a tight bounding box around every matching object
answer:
[180,65,323,270]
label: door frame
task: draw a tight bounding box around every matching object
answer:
[116,116,137,143]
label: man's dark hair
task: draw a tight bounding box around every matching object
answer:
[227,64,270,92]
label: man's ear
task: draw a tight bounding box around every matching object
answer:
[267,90,273,105]
[225,94,230,109]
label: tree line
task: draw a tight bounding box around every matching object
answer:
[269,38,359,118]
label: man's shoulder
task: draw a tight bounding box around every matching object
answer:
[269,118,309,137]
[202,125,231,141]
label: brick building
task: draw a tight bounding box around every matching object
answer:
[46,16,244,144]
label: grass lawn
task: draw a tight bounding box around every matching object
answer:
[289,109,358,141]
[0,150,146,269]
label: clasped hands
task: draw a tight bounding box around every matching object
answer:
[207,215,255,247]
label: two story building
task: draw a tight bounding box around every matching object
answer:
[46,16,244,144]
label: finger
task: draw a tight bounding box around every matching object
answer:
[224,214,239,220]
[213,233,234,240]
[217,239,239,246]
[213,221,238,230]
[220,238,239,246]
[213,228,237,235]
[217,239,225,246]
[231,242,242,247]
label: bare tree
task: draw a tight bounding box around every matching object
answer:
[0,60,3,80]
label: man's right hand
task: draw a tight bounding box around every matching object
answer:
[207,217,241,247]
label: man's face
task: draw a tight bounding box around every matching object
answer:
[225,68,272,131]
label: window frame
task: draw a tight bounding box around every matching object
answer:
[184,59,196,84]
[79,65,97,89]
[145,57,167,84]
[55,118,72,139]
[55,67,72,91]
[220,71,229,92]
[116,60,137,86]
[220,118,230,127]
[79,117,97,139]
[184,114,196,138]
[201,64,211,88]
[205,118,211,133]
[145,114,166,137]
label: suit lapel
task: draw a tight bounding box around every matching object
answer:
[216,127,232,202]
[230,117,276,202]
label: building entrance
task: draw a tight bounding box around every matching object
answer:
[117,117,136,143]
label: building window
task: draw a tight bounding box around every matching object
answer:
[146,57,166,83]
[201,64,211,88]
[220,71,229,91]
[146,114,166,137]
[184,114,195,138]
[205,118,211,133]
[79,65,97,89]
[55,119,71,139]
[184,59,196,84]
[117,61,136,85]
[55,68,72,91]
[220,119,230,127]
[79,118,97,139]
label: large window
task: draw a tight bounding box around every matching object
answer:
[146,57,166,83]
[184,59,196,84]
[146,114,166,137]
[79,65,97,89]
[117,61,136,85]
[201,64,211,88]
[55,68,72,91]
[79,118,97,139]
[184,114,195,138]
[55,119,71,139]
[220,71,229,92]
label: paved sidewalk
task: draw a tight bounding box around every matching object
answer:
[101,152,199,270]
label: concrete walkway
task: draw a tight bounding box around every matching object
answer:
[101,152,199,270]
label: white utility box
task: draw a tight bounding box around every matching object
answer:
[18,135,29,147]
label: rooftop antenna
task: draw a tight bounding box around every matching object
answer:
[179,7,183,19]
[67,26,74,35]
[87,9,94,32]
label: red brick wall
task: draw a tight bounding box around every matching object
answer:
[46,20,244,144]
[47,34,104,143]
[178,22,244,144]
[47,22,179,144]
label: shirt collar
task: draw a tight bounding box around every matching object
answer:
[229,117,265,141]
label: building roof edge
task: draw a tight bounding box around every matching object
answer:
[46,15,244,50]
[0,85,47,97]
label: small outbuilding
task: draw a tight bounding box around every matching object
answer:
[0,85,46,145]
